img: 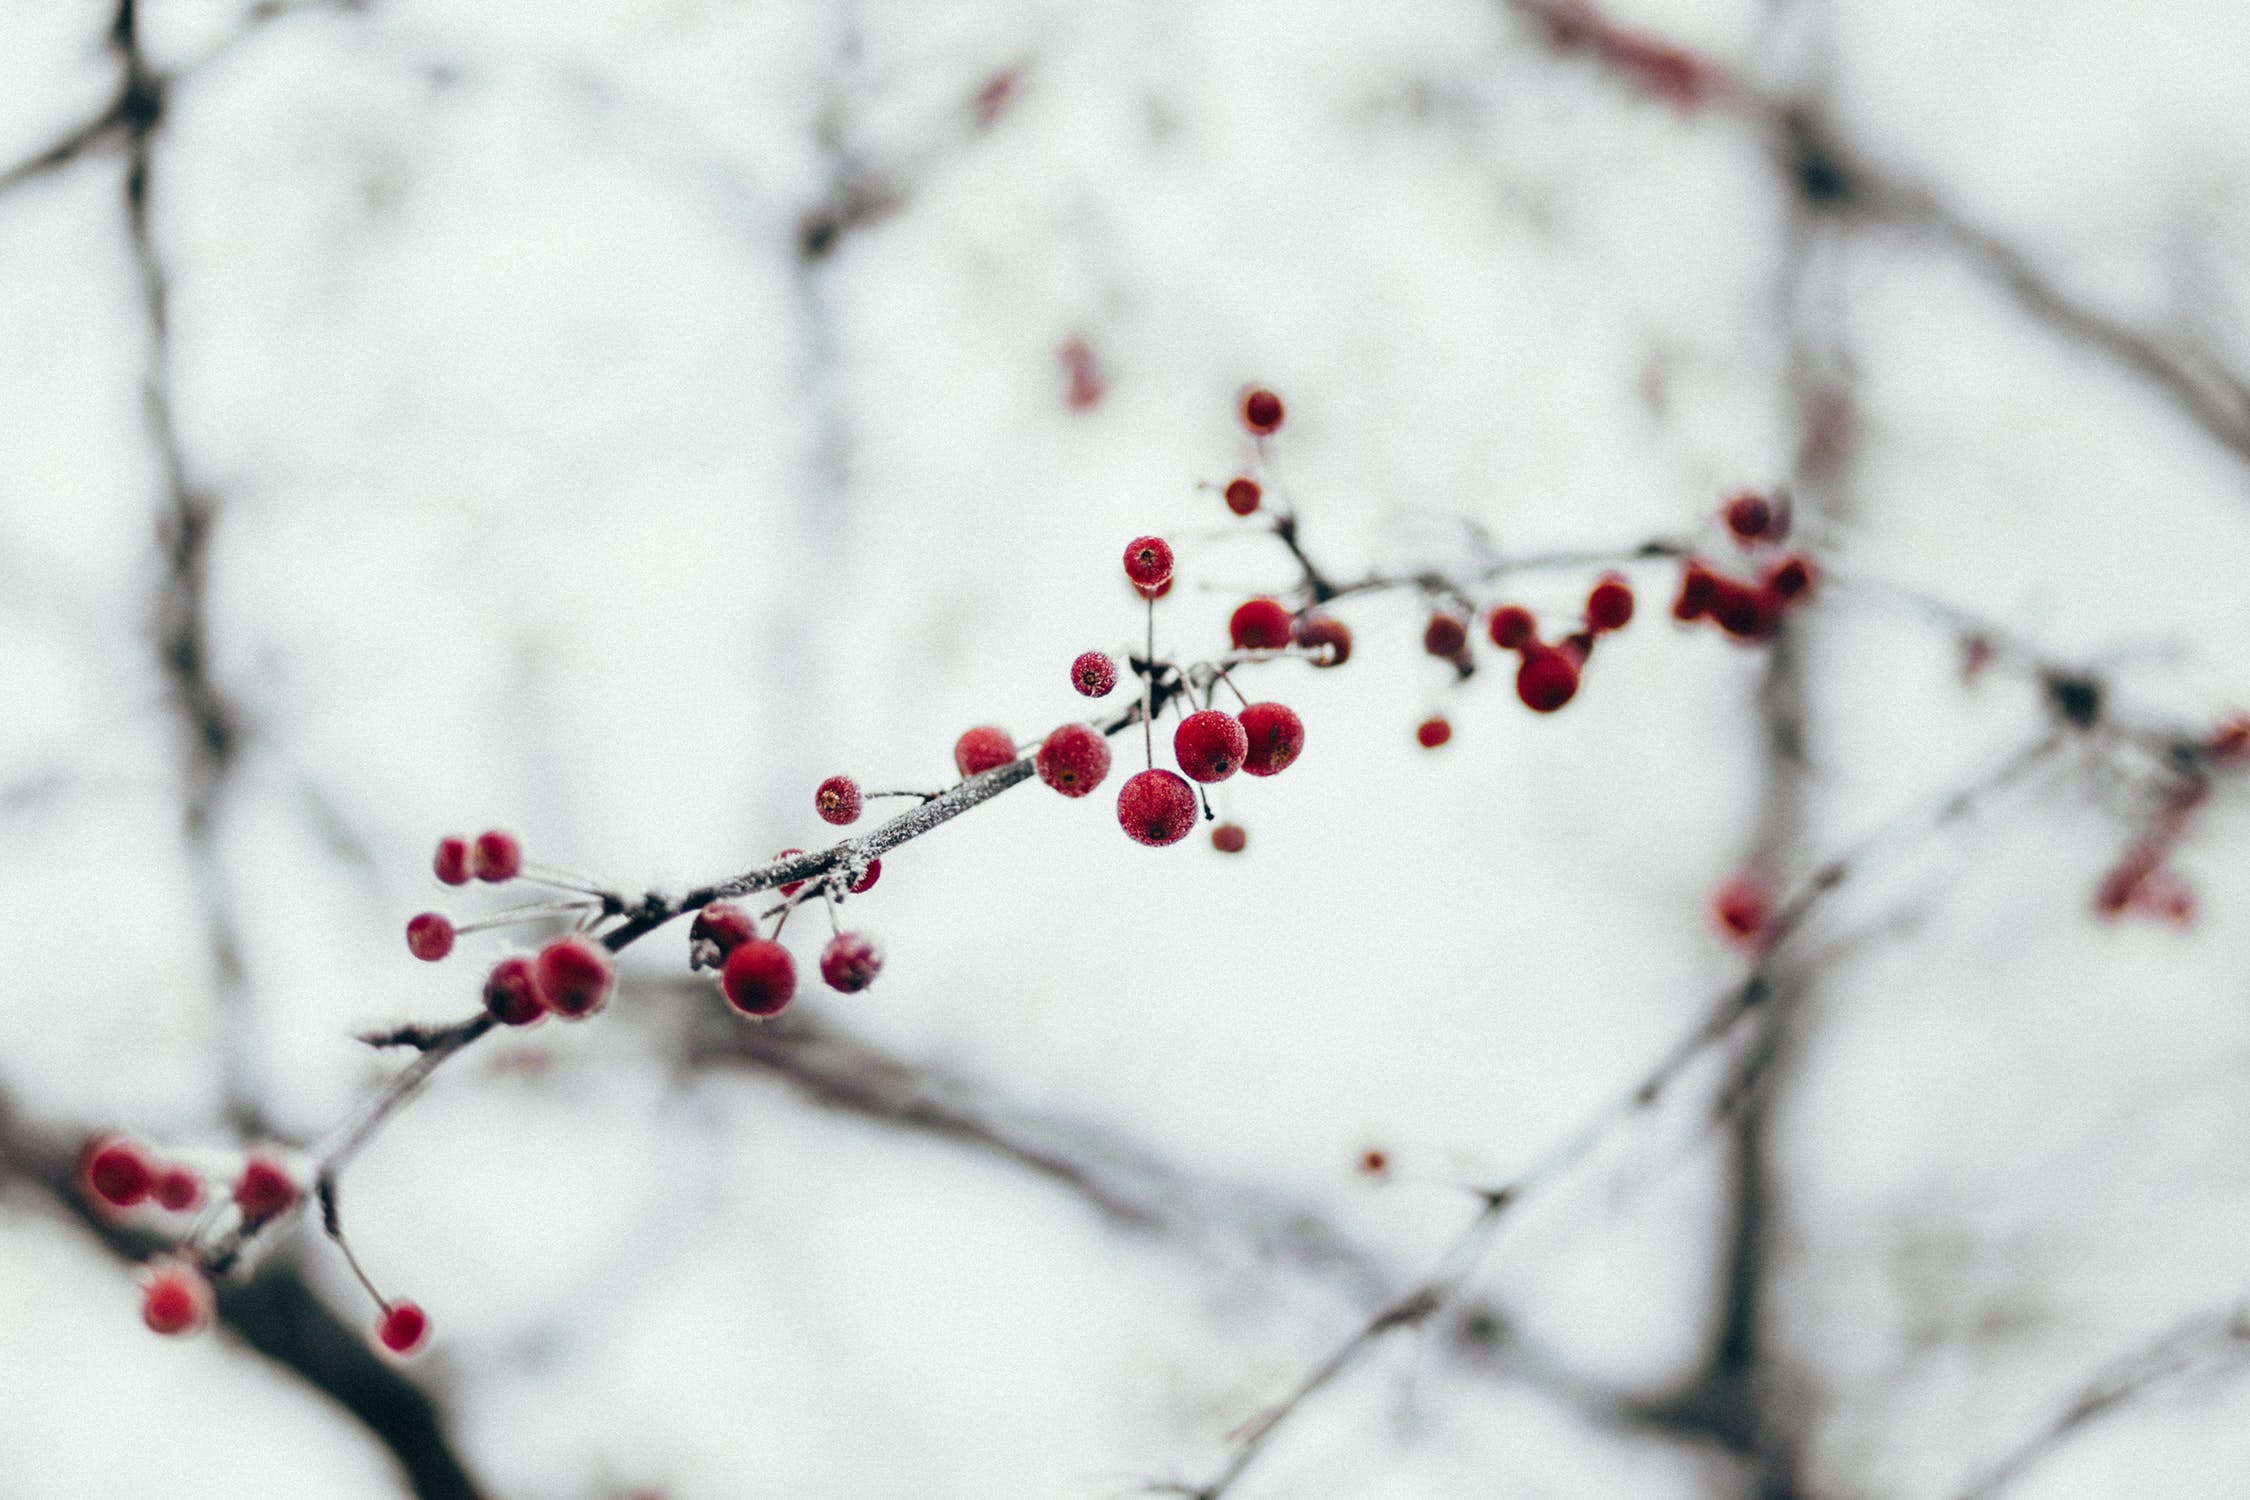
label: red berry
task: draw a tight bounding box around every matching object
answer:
[1223,476,1262,516]
[819,932,884,993]
[1240,387,1285,435]
[2207,715,2250,765]
[1037,722,1113,797]
[849,859,882,895]
[1173,710,1248,783]
[1763,553,1817,602]
[377,1301,429,1356]
[1059,336,1105,411]
[1292,612,1351,667]
[432,837,470,886]
[482,955,545,1026]
[1722,491,1775,544]
[233,1155,299,1226]
[1712,875,1772,948]
[471,829,521,883]
[954,725,1017,778]
[1586,573,1635,632]
[1117,768,1198,846]
[1515,645,1580,712]
[1238,701,1305,777]
[721,939,797,1018]
[1358,1148,1389,1177]
[406,912,455,962]
[1673,560,1717,621]
[141,1262,213,1337]
[773,848,808,897]
[153,1166,203,1213]
[1422,613,1469,659]
[534,935,613,1020]
[815,775,863,826]
[1071,651,1118,698]
[1123,535,1174,591]
[1488,604,1536,651]
[1415,716,1452,749]
[1229,597,1294,651]
[1210,822,1247,854]
[690,902,758,962]
[85,1138,152,1209]
[1710,579,1783,641]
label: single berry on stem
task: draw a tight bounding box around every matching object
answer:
[1712,875,1772,949]
[141,1260,214,1337]
[849,859,882,894]
[1488,605,1536,651]
[1038,723,1113,797]
[534,935,613,1020]
[405,912,455,962]
[1586,573,1635,632]
[471,830,522,883]
[1293,612,1351,667]
[432,837,470,886]
[1229,597,1294,651]
[1723,491,1775,544]
[1515,645,1580,713]
[690,902,758,964]
[153,1166,203,1213]
[1174,710,1249,783]
[1223,477,1262,516]
[1211,822,1248,854]
[482,955,545,1026]
[233,1155,299,1227]
[1238,702,1305,777]
[721,939,797,1018]
[1117,769,1198,846]
[815,775,863,826]
[377,1301,430,1356]
[954,725,1017,778]
[1763,553,1817,602]
[819,932,884,993]
[1123,535,1174,592]
[1423,613,1469,659]
[85,1138,152,1208]
[1240,387,1285,435]
[1071,651,1117,698]
[1416,716,1452,749]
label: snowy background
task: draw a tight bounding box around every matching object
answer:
[5,1,2250,1497]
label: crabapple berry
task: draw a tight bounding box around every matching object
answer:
[1071,651,1118,698]
[1037,722,1112,797]
[849,859,882,894]
[1712,875,1772,948]
[690,902,758,961]
[141,1262,213,1337]
[1416,716,1452,749]
[1488,604,1536,651]
[721,939,797,1018]
[153,1166,203,1213]
[815,775,863,826]
[406,912,455,962]
[1229,597,1294,651]
[2208,715,2250,765]
[1710,579,1782,641]
[1117,769,1198,846]
[85,1138,152,1208]
[1586,573,1634,632]
[1240,387,1285,435]
[1515,645,1580,713]
[233,1155,299,1226]
[1174,710,1249,782]
[534,935,613,1020]
[1723,491,1775,544]
[1673,560,1717,621]
[1423,613,1469,659]
[433,837,470,886]
[1123,536,1174,592]
[1763,553,1817,601]
[1293,612,1351,667]
[819,932,884,993]
[471,829,521,883]
[482,955,545,1026]
[378,1301,430,1356]
[1238,702,1305,776]
[1211,822,1247,854]
[954,725,1016,778]
[1223,476,1262,516]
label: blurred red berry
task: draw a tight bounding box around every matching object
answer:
[815,775,863,826]
[954,725,1017,778]
[471,830,521,883]
[432,837,470,886]
[378,1301,430,1356]
[1488,605,1536,651]
[849,859,882,895]
[1223,477,1262,516]
[482,955,545,1026]
[1229,597,1294,651]
[1292,612,1351,667]
[1037,722,1113,797]
[1673,560,1717,621]
[85,1138,152,1209]
[233,1155,299,1226]
[153,1166,203,1213]
[1071,651,1118,698]
[1586,573,1635,632]
[1515,645,1580,712]
[819,932,884,993]
[1240,387,1285,435]
[141,1261,213,1337]
[1712,875,1772,949]
[2207,715,2250,765]
[405,912,455,962]
[534,935,613,1020]
[1238,702,1305,776]
[1210,822,1247,854]
[1763,553,1817,602]
[1722,491,1775,544]
[691,902,758,963]
[1059,336,1105,411]
[721,939,797,1018]
[1415,716,1452,749]
[1423,613,1469,659]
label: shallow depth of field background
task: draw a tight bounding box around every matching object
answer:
[5,1,2250,1497]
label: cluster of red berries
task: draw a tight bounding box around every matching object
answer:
[689,897,882,1019]
[82,1135,205,1216]
[1670,492,1817,642]
[1408,573,1636,746]
[432,828,521,886]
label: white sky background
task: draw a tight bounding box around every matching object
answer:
[4,0,2250,1497]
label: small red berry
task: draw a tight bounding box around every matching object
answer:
[1229,597,1294,651]
[1240,387,1285,435]
[153,1166,203,1213]
[1117,768,1198,846]
[85,1138,152,1209]
[1722,491,1774,544]
[774,848,808,897]
[690,902,758,962]
[1210,822,1247,854]
[1673,560,1717,621]
[815,775,863,826]
[1292,612,1351,667]
[1223,476,1262,516]
[1763,553,1817,602]
[1059,336,1105,411]
[954,725,1017,778]
[721,939,797,1018]
[849,859,882,894]
[233,1155,299,1227]
[1586,573,1635,632]
[819,932,884,993]
[1071,651,1118,698]
[1712,875,1772,949]
[1238,701,1305,777]
[1710,579,1783,641]
[405,912,455,962]
[1515,645,1580,713]
[140,1261,213,1337]
[1173,710,1248,783]
[1423,612,1469,659]
[1488,604,1536,651]
[471,829,522,883]
[377,1301,430,1356]
[1123,535,1174,592]
[1358,1148,1389,1177]
[432,837,470,886]
[2207,715,2250,765]
[482,955,545,1026]
[1037,722,1113,797]
[533,935,613,1020]
[1415,716,1452,749]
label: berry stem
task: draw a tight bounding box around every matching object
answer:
[452,899,603,936]
[1143,595,1156,768]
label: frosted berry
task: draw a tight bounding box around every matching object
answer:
[1123,535,1174,592]
[1515,645,1580,713]
[1586,573,1634,632]
[1229,597,1294,651]
[1763,553,1817,602]
[482,955,545,1026]
[406,912,455,962]
[815,775,863,826]
[1238,701,1305,777]
[1293,613,1351,667]
[1240,387,1285,435]
[433,837,470,886]
[849,859,882,894]
[721,939,797,1018]
[1423,613,1469,659]
[1173,710,1248,783]
[1723,491,1775,544]
[85,1138,152,1208]
[141,1262,213,1337]
[954,725,1017,778]
[471,829,522,883]
[1037,722,1112,797]
[819,932,884,993]
[1117,769,1198,846]
[1223,477,1262,516]
[1488,604,1536,651]
[1416,716,1452,749]
[534,935,613,1020]
[378,1301,430,1356]
[690,902,758,963]
[773,849,808,897]
[1071,651,1118,698]
[153,1166,203,1213]
[1211,822,1247,854]
[233,1155,299,1226]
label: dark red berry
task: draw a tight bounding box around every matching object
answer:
[1710,579,1782,641]
[233,1155,299,1226]
[433,837,470,886]
[1174,710,1248,783]
[773,848,808,897]
[152,1166,203,1213]
[1723,491,1774,544]
[721,939,796,1018]
[534,935,613,1020]
[1423,613,1469,659]
[1488,605,1536,651]
[1515,645,1580,712]
[1293,612,1351,667]
[849,859,882,894]
[482,955,545,1026]
[1223,476,1262,516]
[1673,560,1717,621]
[819,932,884,993]
[1123,535,1174,591]
[1763,553,1816,602]
[1071,651,1118,698]
[1712,875,1772,948]
[1586,573,1634,632]
[1117,769,1198,846]
[1240,387,1285,435]
[85,1138,152,1208]
[405,912,455,962]
[954,725,1017,778]
[378,1301,429,1356]
[1037,722,1112,797]
[690,902,758,962]
[141,1262,213,1336]
[471,829,522,883]
[1229,597,1294,651]
[1415,716,1452,749]
[1238,702,1304,776]
[815,775,863,826]
[1210,822,1247,854]
[1358,1148,1389,1177]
